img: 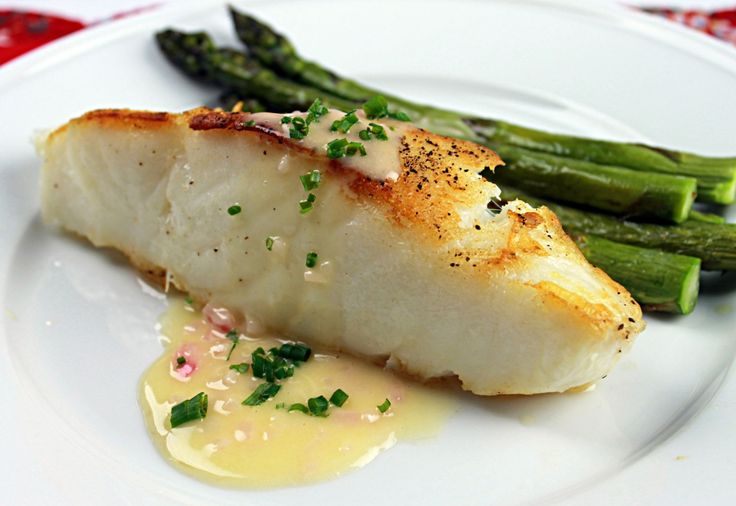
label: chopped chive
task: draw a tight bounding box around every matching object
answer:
[229,362,249,374]
[306,251,318,268]
[265,236,275,251]
[329,389,349,407]
[330,110,359,134]
[227,205,242,216]
[377,398,392,413]
[264,358,275,382]
[288,403,309,414]
[345,141,367,157]
[250,347,293,382]
[306,98,329,123]
[225,330,239,361]
[289,128,305,140]
[368,123,388,140]
[363,95,389,119]
[184,295,194,305]
[226,342,237,361]
[299,193,316,214]
[388,111,411,122]
[327,138,349,159]
[281,116,292,124]
[242,382,281,406]
[170,392,208,428]
[358,123,389,141]
[242,120,256,127]
[308,395,330,417]
[273,357,295,380]
[327,138,366,158]
[176,356,186,368]
[299,170,321,191]
[275,402,286,409]
[289,116,309,139]
[273,343,312,362]
[251,347,267,378]
[362,95,411,122]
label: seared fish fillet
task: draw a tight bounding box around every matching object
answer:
[40,108,643,395]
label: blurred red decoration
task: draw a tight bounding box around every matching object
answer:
[0,10,86,64]
[643,7,736,46]
[2,6,736,67]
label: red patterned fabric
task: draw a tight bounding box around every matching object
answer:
[2,5,736,66]
[0,10,85,64]
[642,7,736,45]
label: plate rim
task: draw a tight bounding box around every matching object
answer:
[2,1,736,504]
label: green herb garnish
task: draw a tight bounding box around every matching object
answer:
[346,141,367,156]
[170,392,208,428]
[229,362,249,374]
[252,347,294,382]
[299,193,316,214]
[242,120,256,127]
[275,402,286,409]
[225,329,239,360]
[242,382,281,406]
[251,347,267,378]
[362,95,411,122]
[359,122,389,141]
[227,205,242,216]
[184,295,194,305]
[326,138,366,158]
[265,236,275,251]
[289,116,309,139]
[305,251,318,268]
[281,99,328,138]
[363,95,389,119]
[176,356,186,368]
[329,389,349,407]
[306,98,328,123]
[299,170,321,191]
[272,356,295,380]
[330,110,359,134]
[308,395,330,417]
[272,343,312,362]
[388,111,411,122]
[288,403,309,414]
[326,138,348,159]
[377,398,392,413]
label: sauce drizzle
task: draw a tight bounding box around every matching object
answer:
[139,299,456,487]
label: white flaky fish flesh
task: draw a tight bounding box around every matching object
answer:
[40,108,644,395]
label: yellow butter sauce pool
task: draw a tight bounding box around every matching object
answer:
[139,299,456,487]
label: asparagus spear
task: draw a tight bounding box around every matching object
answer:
[156,32,698,224]
[688,209,726,224]
[469,120,736,204]
[498,186,736,270]
[230,8,736,204]
[156,30,357,112]
[491,144,696,223]
[574,235,701,314]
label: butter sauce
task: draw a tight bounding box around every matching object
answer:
[248,109,410,182]
[139,299,456,487]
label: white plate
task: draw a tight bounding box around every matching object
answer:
[1,0,735,504]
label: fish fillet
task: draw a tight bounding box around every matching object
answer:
[40,108,644,395]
